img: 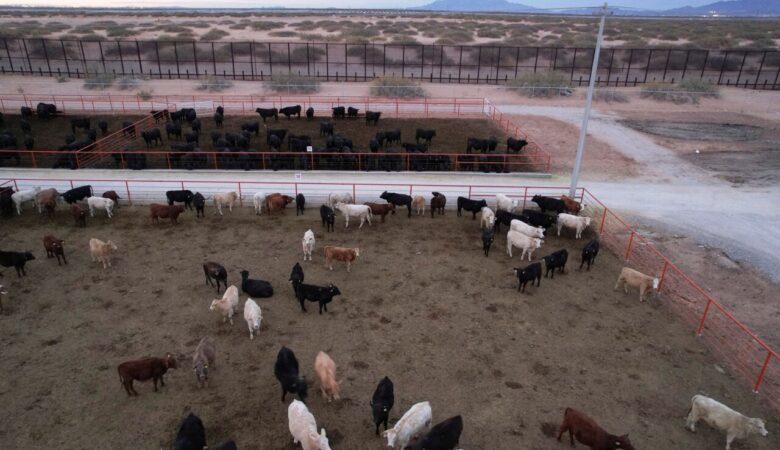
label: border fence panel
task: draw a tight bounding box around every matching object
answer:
[1,38,779,89]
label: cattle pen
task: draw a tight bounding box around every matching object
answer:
[1,170,779,423]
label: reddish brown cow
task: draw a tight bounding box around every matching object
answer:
[265,193,294,214]
[102,190,121,208]
[71,204,87,227]
[561,195,582,215]
[430,191,446,218]
[42,235,67,265]
[324,245,360,272]
[364,202,395,223]
[557,408,635,450]
[150,204,185,225]
[117,353,178,396]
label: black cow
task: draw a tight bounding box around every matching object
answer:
[347,106,359,118]
[402,143,428,154]
[20,120,31,134]
[369,138,380,154]
[87,129,98,142]
[274,346,308,402]
[522,209,557,229]
[172,413,206,450]
[320,205,335,232]
[0,251,35,277]
[184,132,199,145]
[70,118,90,133]
[193,192,205,218]
[295,193,305,216]
[383,129,401,145]
[62,185,93,204]
[580,238,600,271]
[305,106,314,119]
[514,262,542,293]
[292,281,341,314]
[20,106,33,118]
[0,188,14,215]
[267,129,287,146]
[121,121,136,138]
[212,441,237,450]
[150,109,170,123]
[507,137,528,153]
[190,118,201,135]
[456,197,487,219]
[166,121,182,140]
[215,106,224,116]
[532,195,566,214]
[380,191,413,218]
[415,128,436,145]
[466,136,498,153]
[255,107,278,122]
[319,121,334,137]
[96,120,108,136]
[210,131,222,146]
[542,249,568,279]
[240,270,273,298]
[289,262,304,286]
[180,108,197,122]
[482,228,495,257]
[371,376,394,435]
[332,106,346,119]
[141,128,163,147]
[280,105,302,119]
[408,415,464,450]
[63,133,76,144]
[213,111,224,128]
[166,190,195,209]
[241,121,260,136]
[23,135,33,150]
[365,111,381,125]
[494,209,526,232]
[203,261,227,294]
[36,102,59,119]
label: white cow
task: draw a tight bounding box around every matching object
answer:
[480,206,496,229]
[614,267,659,302]
[243,298,262,340]
[11,186,41,215]
[686,394,768,450]
[328,192,353,208]
[383,401,432,449]
[556,213,592,239]
[334,202,372,229]
[510,219,545,239]
[253,192,267,215]
[495,193,518,213]
[506,230,542,260]
[214,191,238,216]
[87,196,115,218]
[209,285,239,325]
[288,399,331,450]
[302,229,315,261]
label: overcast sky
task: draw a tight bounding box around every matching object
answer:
[0,1,716,10]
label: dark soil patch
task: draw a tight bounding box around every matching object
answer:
[681,148,780,186]
[620,120,763,141]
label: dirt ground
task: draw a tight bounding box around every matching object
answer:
[1,205,779,449]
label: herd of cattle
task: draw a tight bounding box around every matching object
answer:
[0,182,770,450]
[0,104,529,173]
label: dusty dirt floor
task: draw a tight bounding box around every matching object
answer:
[1,204,779,450]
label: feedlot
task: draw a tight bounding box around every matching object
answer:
[0,203,778,450]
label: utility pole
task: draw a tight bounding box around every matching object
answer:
[569,3,609,197]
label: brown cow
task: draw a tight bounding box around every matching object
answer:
[430,192,446,218]
[117,353,178,396]
[43,235,67,265]
[71,204,87,227]
[150,203,185,225]
[265,193,294,214]
[557,408,635,450]
[35,188,59,215]
[364,202,395,223]
[561,195,583,215]
[324,246,360,272]
[102,190,121,208]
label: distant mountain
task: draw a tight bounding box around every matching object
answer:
[410,0,537,13]
[665,0,780,16]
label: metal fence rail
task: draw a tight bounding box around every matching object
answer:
[1,38,779,89]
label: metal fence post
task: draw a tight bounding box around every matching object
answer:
[624,231,635,260]
[599,207,608,233]
[125,180,132,205]
[657,260,670,291]
[753,353,773,392]
[696,299,712,336]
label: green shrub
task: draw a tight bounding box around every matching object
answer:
[370,77,425,98]
[56,75,69,83]
[250,21,285,31]
[269,31,298,38]
[196,76,233,92]
[266,75,321,94]
[137,89,153,100]
[83,73,115,90]
[116,76,142,91]
[200,29,229,41]
[506,72,574,98]
[592,89,630,103]
[640,80,719,104]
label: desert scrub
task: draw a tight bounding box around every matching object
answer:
[269,31,298,38]
[137,90,153,100]
[592,89,630,103]
[266,75,321,94]
[506,72,574,98]
[116,76,142,91]
[201,29,229,41]
[370,77,425,98]
[250,21,285,31]
[83,73,115,90]
[640,80,719,104]
[196,76,233,92]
